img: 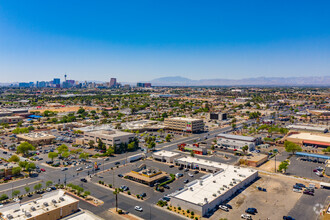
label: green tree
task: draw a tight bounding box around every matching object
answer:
[48,152,58,161]
[17,142,35,156]
[19,161,28,169]
[113,188,120,212]
[148,141,156,151]
[83,191,91,197]
[25,187,30,194]
[165,134,171,142]
[322,146,330,153]
[8,155,20,163]
[105,147,114,156]
[278,160,289,173]
[57,144,69,155]
[25,162,36,175]
[242,145,249,154]
[12,190,20,197]
[88,140,95,148]
[79,153,89,160]
[284,141,302,155]
[0,194,8,201]
[34,183,42,191]
[62,151,70,159]
[190,151,195,157]
[12,167,21,176]
[46,181,53,187]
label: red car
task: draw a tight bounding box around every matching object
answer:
[233,149,237,151]
[40,168,46,172]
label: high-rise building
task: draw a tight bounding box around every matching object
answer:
[110,78,117,87]
[53,78,60,85]
[137,82,152,88]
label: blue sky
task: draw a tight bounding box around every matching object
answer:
[0,0,330,83]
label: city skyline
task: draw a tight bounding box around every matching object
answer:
[1,1,330,82]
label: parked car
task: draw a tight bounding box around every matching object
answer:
[40,168,46,172]
[80,178,87,182]
[245,208,258,214]
[178,167,183,170]
[283,216,295,220]
[135,206,143,212]
[292,188,301,193]
[169,165,174,168]
[241,214,252,219]
[46,188,52,192]
[140,193,146,197]
[183,179,189,183]
[315,172,323,177]
[295,183,306,188]
[61,167,68,171]
[225,204,232,209]
[188,173,194,177]
[303,190,314,195]
[76,167,83,171]
[115,162,120,165]
[163,185,170,189]
[193,170,199,174]
[293,185,302,190]
[219,205,229,212]
[117,174,123,178]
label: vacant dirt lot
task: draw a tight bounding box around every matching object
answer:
[259,160,280,173]
[210,173,306,220]
[30,106,97,113]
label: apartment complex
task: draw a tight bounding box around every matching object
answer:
[164,117,204,133]
[77,129,135,148]
[0,190,79,220]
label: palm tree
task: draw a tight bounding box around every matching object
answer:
[113,188,120,212]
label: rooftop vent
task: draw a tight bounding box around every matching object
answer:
[30,206,36,211]
[52,199,57,204]
[25,212,32,217]
[43,202,49,207]
[59,197,65,201]
[6,214,13,219]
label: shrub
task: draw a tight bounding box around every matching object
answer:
[187,210,190,213]
[137,195,140,198]
[191,211,194,215]
[178,207,181,210]
[127,191,131,195]
[108,184,112,188]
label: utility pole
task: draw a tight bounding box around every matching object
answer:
[274,154,276,173]
[64,174,67,187]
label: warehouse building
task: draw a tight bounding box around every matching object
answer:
[153,150,181,163]
[17,132,56,145]
[286,124,328,133]
[216,134,260,152]
[0,190,79,220]
[77,129,135,148]
[164,117,204,133]
[285,132,330,148]
[171,157,258,216]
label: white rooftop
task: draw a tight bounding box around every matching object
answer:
[167,117,203,122]
[153,150,180,158]
[172,157,257,205]
[286,125,328,132]
[0,190,78,220]
[288,133,330,144]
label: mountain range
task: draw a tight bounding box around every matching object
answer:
[149,76,330,86]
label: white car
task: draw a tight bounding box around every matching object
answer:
[13,198,20,202]
[292,188,301,193]
[85,165,92,169]
[76,167,83,171]
[188,173,194,177]
[61,167,68,171]
[46,188,52,192]
[241,214,252,219]
[134,206,143,212]
[219,205,229,212]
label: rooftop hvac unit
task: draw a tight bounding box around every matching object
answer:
[217,190,221,194]
[43,202,49,207]
[59,197,65,201]
[52,199,57,204]
[30,206,36,211]
[6,214,13,219]
[204,198,208,203]
[190,187,193,191]
[25,212,32,217]
[234,170,237,172]
[213,180,216,183]
[212,193,217,197]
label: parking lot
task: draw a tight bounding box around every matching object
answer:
[91,159,206,204]
[287,156,329,182]
[211,173,307,220]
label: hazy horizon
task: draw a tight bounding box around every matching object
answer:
[1,1,330,82]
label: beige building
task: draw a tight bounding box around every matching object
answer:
[125,164,168,186]
[0,116,23,124]
[0,190,79,220]
[0,163,20,178]
[77,129,135,148]
[164,117,204,133]
[17,132,56,146]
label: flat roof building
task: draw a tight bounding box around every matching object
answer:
[286,132,330,148]
[217,134,259,152]
[171,157,258,216]
[17,132,56,146]
[164,117,204,133]
[0,190,79,220]
[153,150,181,163]
[77,129,135,149]
[286,124,328,133]
[125,164,168,186]
[0,116,23,124]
